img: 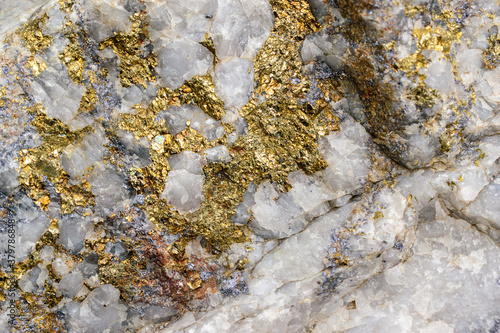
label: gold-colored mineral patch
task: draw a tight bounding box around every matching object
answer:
[99,12,157,88]
[78,87,98,113]
[404,5,427,18]
[400,5,463,78]
[412,24,462,55]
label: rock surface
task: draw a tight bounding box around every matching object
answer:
[0,0,499,332]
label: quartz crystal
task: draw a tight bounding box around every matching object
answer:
[0,0,499,332]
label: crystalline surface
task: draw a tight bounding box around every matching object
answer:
[65,284,128,333]
[214,57,255,109]
[58,216,92,253]
[161,151,204,214]
[159,104,225,140]
[250,181,308,239]
[162,0,216,42]
[318,115,371,197]
[314,217,500,332]
[81,0,133,42]
[30,66,85,124]
[2,0,500,332]
[88,163,129,211]
[210,0,273,60]
[156,38,214,89]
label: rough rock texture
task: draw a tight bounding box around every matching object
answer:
[157,39,214,90]
[0,0,499,332]
[214,58,255,109]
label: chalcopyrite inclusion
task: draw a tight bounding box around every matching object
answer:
[0,0,500,332]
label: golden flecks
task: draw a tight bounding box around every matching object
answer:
[90,225,218,307]
[374,211,384,219]
[383,40,397,51]
[0,86,6,108]
[187,271,203,290]
[120,96,170,141]
[382,179,396,188]
[117,0,331,254]
[119,73,229,196]
[172,127,210,152]
[141,74,226,121]
[179,75,225,120]
[97,251,142,298]
[399,4,463,80]
[11,280,65,331]
[438,111,464,154]
[17,14,53,77]
[346,300,357,310]
[235,258,248,271]
[254,0,320,99]
[17,13,53,54]
[314,102,340,136]
[407,194,414,210]
[99,13,157,88]
[192,0,328,247]
[474,148,486,166]
[36,195,51,209]
[483,33,500,69]
[407,78,439,107]
[17,105,95,213]
[240,99,328,189]
[269,0,321,40]
[404,5,427,19]
[11,299,66,332]
[1,217,63,327]
[398,52,429,77]
[200,34,218,66]
[58,0,74,13]
[121,112,247,252]
[58,28,86,83]
[439,132,452,153]
[27,56,47,77]
[78,87,97,113]
[470,89,477,105]
[412,25,462,54]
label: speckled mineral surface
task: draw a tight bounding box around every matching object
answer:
[0,0,499,332]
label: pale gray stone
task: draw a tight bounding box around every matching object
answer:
[214,57,254,109]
